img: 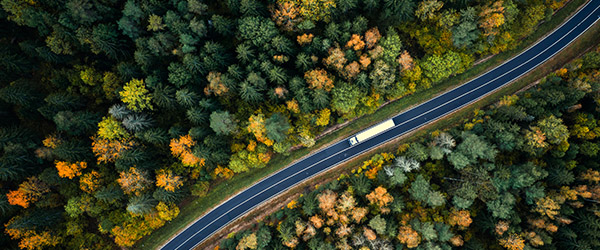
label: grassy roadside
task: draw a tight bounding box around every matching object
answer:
[137,0,588,248]
[195,15,600,250]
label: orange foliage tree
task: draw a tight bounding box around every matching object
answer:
[297,33,314,46]
[448,210,473,227]
[343,61,361,80]
[204,72,229,96]
[4,219,60,250]
[364,27,381,49]
[79,170,102,193]
[55,161,87,179]
[346,34,365,51]
[169,135,205,167]
[271,1,302,31]
[323,47,347,73]
[91,136,134,163]
[156,169,183,192]
[397,225,421,248]
[117,167,152,196]
[398,51,414,71]
[479,1,505,37]
[7,177,50,208]
[366,186,394,210]
[304,69,334,92]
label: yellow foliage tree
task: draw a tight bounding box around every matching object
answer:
[156,202,180,221]
[535,197,560,219]
[119,78,153,111]
[247,114,274,146]
[281,0,336,22]
[323,47,347,73]
[237,233,258,250]
[498,233,525,250]
[315,108,331,126]
[91,136,134,163]
[97,116,129,140]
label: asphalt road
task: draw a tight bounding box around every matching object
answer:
[161,1,600,249]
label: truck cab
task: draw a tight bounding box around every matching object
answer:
[348,137,358,146]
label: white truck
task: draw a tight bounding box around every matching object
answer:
[348,119,396,146]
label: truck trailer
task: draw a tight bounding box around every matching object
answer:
[348,119,396,146]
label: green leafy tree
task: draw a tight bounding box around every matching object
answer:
[486,192,515,219]
[379,29,403,65]
[537,115,569,145]
[210,111,237,135]
[265,113,291,143]
[369,215,387,235]
[421,51,462,83]
[452,8,480,48]
[415,0,443,21]
[331,83,362,115]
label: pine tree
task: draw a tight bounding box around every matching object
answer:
[122,113,154,132]
[136,128,169,146]
[94,185,124,204]
[126,194,157,215]
[0,80,39,107]
[108,104,132,120]
[54,111,100,136]
[239,81,263,103]
[350,175,372,196]
[53,139,91,162]
[153,187,185,204]
[175,89,199,108]
[295,53,313,71]
[152,84,177,110]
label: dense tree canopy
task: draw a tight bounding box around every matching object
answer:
[220,47,600,250]
[0,0,578,248]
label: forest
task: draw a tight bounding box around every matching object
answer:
[220,47,600,250]
[0,0,581,249]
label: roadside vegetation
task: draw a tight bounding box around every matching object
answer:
[0,0,590,249]
[219,45,600,250]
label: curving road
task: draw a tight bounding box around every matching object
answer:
[161,1,600,249]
